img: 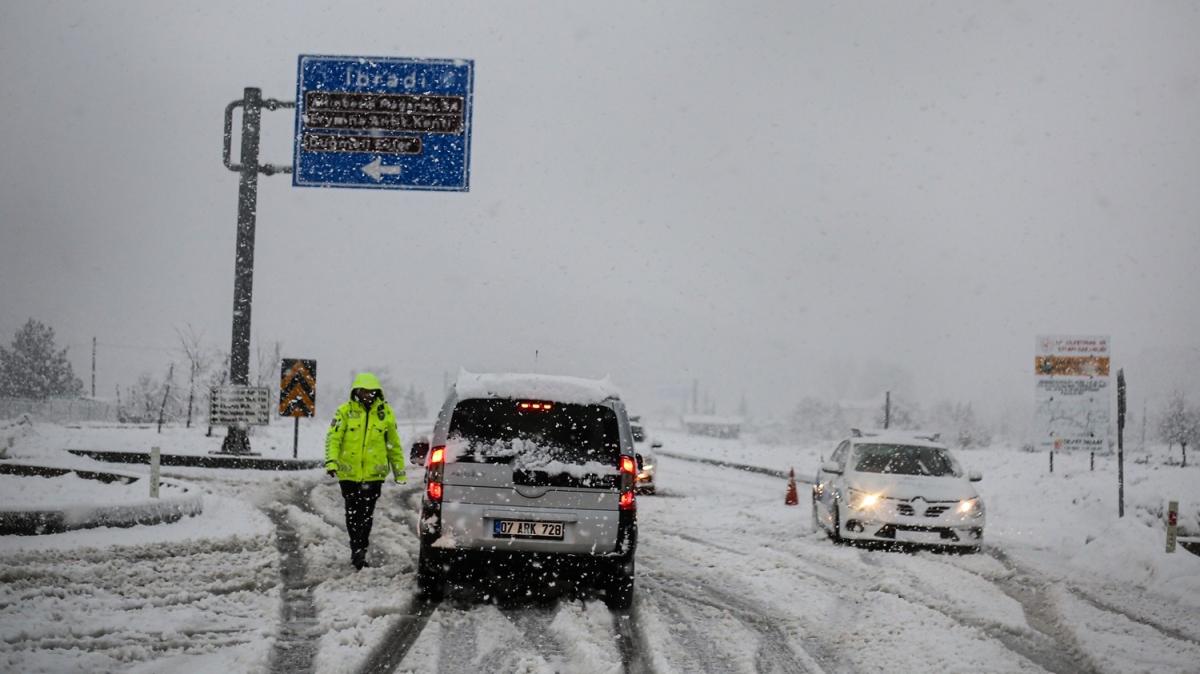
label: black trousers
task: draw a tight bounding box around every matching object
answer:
[339,480,382,564]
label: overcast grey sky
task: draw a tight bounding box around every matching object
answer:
[1,1,1198,419]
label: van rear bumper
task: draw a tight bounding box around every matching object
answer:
[429,500,624,555]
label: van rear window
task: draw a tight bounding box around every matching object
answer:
[447,398,620,469]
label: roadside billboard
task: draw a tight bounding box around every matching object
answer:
[1034,335,1111,453]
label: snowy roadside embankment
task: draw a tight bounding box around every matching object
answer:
[0,420,283,672]
[0,464,203,535]
[0,492,278,672]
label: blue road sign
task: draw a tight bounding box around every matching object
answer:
[293,55,474,191]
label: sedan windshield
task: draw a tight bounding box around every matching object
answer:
[852,444,960,477]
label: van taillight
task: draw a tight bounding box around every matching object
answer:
[426,445,446,503]
[620,455,636,475]
[619,490,636,510]
[619,455,636,510]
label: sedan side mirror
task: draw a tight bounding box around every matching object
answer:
[968,470,982,482]
[821,461,842,475]
[636,453,645,470]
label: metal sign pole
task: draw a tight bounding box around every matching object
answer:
[222,87,262,454]
[219,88,293,455]
[1117,369,1126,518]
[293,417,299,459]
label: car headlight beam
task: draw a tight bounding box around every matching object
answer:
[848,489,882,510]
[957,497,982,516]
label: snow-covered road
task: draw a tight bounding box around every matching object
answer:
[3,424,1199,673]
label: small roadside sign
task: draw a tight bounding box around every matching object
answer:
[210,385,272,426]
[293,55,474,191]
[279,359,317,417]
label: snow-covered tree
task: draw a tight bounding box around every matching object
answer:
[1157,391,1199,467]
[874,394,922,430]
[253,339,282,388]
[395,383,429,419]
[927,400,992,449]
[176,324,212,428]
[0,319,83,399]
[790,397,847,440]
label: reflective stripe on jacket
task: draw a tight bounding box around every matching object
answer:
[325,397,405,483]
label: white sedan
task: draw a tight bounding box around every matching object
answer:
[812,432,985,550]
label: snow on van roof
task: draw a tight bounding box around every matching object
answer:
[454,371,622,405]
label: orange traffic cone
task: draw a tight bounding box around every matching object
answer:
[784,467,799,506]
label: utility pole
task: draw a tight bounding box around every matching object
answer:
[1117,369,1126,518]
[91,337,96,398]
[219,87,293,454]
[884,391,891,429]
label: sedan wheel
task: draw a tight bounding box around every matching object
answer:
[830,503,843,542]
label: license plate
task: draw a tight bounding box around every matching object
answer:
[895,529,944,544]
[493,519,564,539]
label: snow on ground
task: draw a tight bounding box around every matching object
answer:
[0,490,277,672]
[2,419,1199,673]
[0,472,147,509]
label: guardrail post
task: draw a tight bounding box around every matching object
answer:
[1166,500,1178,553]
[150,446,161,499]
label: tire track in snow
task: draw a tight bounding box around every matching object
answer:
[637,580,742,673]
[263,486,321,674]
[612,603,656,674]
[639,573,823,674]
[357,597,440,674]
[983,548,1200,657]
[1065,587,1200,648]
[432,606,479,674]
[853,548,1088,674]
[497,603,572,669]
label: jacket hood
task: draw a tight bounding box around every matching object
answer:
[350,372,383,392]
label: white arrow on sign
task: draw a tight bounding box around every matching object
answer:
[362,157,402,182]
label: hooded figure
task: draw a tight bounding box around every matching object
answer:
[325,372,406,569]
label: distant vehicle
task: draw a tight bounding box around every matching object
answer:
[629,416,661,495]
[417,372,639,608]
[811,430,985,551]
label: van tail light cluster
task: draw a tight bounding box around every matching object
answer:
[426,445,446,503]
[619,454,637,511]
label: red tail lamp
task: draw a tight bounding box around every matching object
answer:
[620,455,636,475]
[427,481,443,502]
[619,489,636,510]
[619,455,636,510]
[426,445,446,502]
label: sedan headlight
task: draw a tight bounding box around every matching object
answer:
[957,497,983,517]
[848,489,883,510]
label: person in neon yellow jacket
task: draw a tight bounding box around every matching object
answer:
[325,372,406,569]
